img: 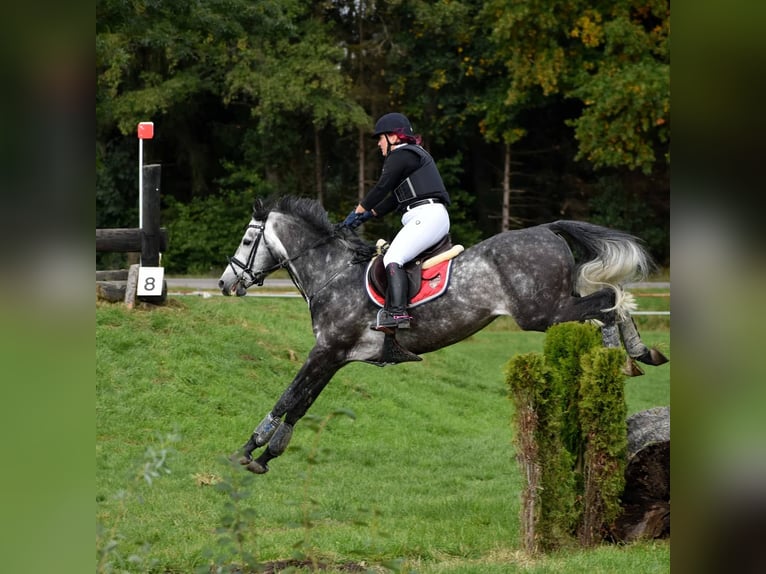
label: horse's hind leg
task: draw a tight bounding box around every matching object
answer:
[547,288,616,326]
[549,289,643,375]
[545,289,621,348]
[618,315,669,366]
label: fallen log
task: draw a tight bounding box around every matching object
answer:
[611,406,670,542]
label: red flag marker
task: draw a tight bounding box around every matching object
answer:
[137,121,154,139]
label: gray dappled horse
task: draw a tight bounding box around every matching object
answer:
[218,196,667,474]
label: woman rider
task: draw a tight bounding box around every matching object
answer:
[343,112,451,331]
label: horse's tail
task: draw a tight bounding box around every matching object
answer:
[547,220,655,319]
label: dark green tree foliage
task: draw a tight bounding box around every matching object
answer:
[506,322,628,552]
[577,347,628,546]
[96,0,669,274]
[162,190,257,275]
[505,353,577,553]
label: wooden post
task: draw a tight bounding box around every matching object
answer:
[138,163,166,304]
[124,264,140,308]
[141,164,162,267]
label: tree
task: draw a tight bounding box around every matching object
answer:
[96,0,669,273]
[482,0,669,174]
[97,0,368,205]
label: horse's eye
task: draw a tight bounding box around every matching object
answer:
[243,238,252,246]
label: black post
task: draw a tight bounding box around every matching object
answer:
[141,163,162,266]
[139,164,166,303]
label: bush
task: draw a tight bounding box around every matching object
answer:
[505,353,577,552]
[506,322,628,552]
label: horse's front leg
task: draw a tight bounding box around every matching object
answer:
[237,347,346,474]
[237,412,282,466]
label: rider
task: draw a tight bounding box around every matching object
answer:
[343,112,451,331]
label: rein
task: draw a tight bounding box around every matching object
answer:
[227,214,362,301]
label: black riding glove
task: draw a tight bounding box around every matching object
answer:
[342,209,373,229]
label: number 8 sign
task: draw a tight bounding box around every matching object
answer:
[137,266,165,296]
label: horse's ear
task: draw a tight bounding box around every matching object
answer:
[253,198,263,214]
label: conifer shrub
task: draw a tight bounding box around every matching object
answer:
[505,322,627,553]
[577,347,628,546]
[505,352,576,553]
[543,322,602,459]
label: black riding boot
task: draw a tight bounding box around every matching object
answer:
[372,263,412,331]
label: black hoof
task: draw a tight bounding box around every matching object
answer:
[649,347,669,365]
[246,460,269,474]
[229,450,247,464]
[234,437,258,465]
[636,347,669,366]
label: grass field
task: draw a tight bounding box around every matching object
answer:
[96,294,670,573]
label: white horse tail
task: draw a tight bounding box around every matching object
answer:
[547,220,655,320]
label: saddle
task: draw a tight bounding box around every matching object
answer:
[366,234,464,305]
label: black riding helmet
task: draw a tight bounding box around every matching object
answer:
[373,112,414,138]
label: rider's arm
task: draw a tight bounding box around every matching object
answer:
[359,149,419,214]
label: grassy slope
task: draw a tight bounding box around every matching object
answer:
[96,296,670,573]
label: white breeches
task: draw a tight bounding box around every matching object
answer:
[383,203,450,267]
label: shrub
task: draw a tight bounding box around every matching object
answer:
[506,322,628,552]
[162,190,259,275]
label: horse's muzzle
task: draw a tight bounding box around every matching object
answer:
[217,278,231,296]
[219,278,248,297]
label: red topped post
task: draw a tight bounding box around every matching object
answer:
[137,122,154,229]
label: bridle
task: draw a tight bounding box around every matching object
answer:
[226,219,272,289]
[226,211,355,299]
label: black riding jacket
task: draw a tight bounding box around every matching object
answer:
[360,144,450,216]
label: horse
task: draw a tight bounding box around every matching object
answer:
[218,196,668,475]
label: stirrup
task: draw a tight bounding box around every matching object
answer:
[371,308,412,331]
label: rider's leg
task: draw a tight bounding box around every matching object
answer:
[384,203,450,267]
[374,204,449,331]
[373,262,412,329]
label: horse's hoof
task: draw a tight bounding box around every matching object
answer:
[622,358,644,377]
[636,347,669,366]
[648,347,669,365]
[246,460,269,474]
[238,455,252,465]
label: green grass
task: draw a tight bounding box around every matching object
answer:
[96,296,670,573]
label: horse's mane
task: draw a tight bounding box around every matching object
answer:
[255,195,376,260]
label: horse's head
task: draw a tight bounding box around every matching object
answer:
[219,195,375,298]
[218,200,281,296]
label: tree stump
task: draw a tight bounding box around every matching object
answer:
[611,406,670,542]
